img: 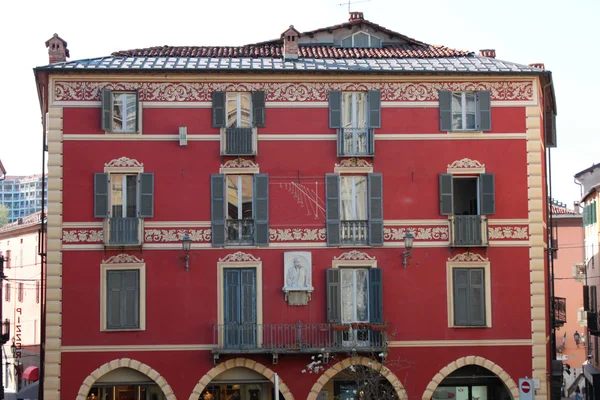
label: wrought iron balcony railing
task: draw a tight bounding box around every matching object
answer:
[554,296,566,328]
[212,322,388,355]
[449,215,489,247]
[108,217,140,245]
[227,219,255,245]
[338,128,373,156]
[224,127,254,155]
[341,220,368,245]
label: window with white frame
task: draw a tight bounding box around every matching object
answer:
[447,261,492,328]
[110,174,138,218]
[341,31,382,48]
[452,93,477,131]
[340,176,368,222]
[226,93,252,128]
[439,90,492,132]
[340,268,369,323]
[226,175,254,245]
[342,93,368,155]
[100,260,146,332]
[101,90,139,133]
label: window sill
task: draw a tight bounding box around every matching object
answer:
[104,131,141,135]
[446,130,483,134]
[449,325,490,329]
[103,328,144,332]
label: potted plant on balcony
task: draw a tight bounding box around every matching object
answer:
[332,324,349,332]
[371,324,387,332]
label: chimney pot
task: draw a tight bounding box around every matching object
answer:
[282,25,299,61]
[479,49,496,58]
[349,11,364,22]
[45,33,69,64]
[529,62,545,70]
[574,201,580,213]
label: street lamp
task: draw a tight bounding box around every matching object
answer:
[182,233,192,271]
[402,232,414,268]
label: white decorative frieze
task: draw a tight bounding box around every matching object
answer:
[144,229,211,242]
[334,250,376,261]
[269,228,326,242]
[220,159,259,169]
[447,252,488,263]
[384,227,449,241]
[218,251,261,263]
[104,157,143,168]
[447,158,485,174]
[487,226,528,239]
[102,253,145,264]
[62,229,104,243]
[334,158,373,168]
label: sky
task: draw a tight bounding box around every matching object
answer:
[0,0,598,206]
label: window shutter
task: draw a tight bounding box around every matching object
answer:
[439,174,453,215]
[368,90,381,128]
[584,286,590,312]
[326,269,341,323]
[211,174,226,247]
[101,89,113,132]
[328,91,342,129]
[469,269,486,326]
[94,173,109,218]
[477,90,492,131]
[107,271,122,329]
[224,269,240,325]
[325,174,340,246]
[252,91,266,128]
[593,286,598,312]
[212,91,226,128]
[254,174,269,246]
[545,110,557,148]
[439,90,452,131]
[138,173,154,218]
[135,89,140,132]
[453,269,469,326]
[369,268,383,323]
[122,270,140,329]
[368,173,384,246]
[479,173,495,215]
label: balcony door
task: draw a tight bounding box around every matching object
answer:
[224,268,257,349]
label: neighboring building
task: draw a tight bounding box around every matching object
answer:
[0,212,43,400]
[0,175,47,223]
[33,14,557,400]
[551,200,585,392]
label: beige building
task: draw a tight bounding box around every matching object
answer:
[0,212,43,399]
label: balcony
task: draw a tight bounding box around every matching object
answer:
[338,128,374,156]
[573,263,586,283]
[449,215,489,247]
[554,297,567,328]
[589,312,600,335]
[107,217,140,246]
[227,219,254,245]
[341,220,368,245]
[212,322,387,356]
[224,127,254,155]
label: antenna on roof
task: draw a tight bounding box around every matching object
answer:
[338,0,371,13]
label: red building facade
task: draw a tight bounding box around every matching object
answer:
[35,14,556,400]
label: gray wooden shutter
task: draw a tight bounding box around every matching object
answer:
[439,174,453,215]
[94,173,109,218]
[469,269,486,326]
[367,90,381,128]
[439,90,452,131]
[453,269,469,326]
[584,285,590,312]
[138,173,154,218]
[135,89,140,132]
[329,91,342,129]
[254,174,269,246]
[107,270,122,329]
[122,270,140,329]
[224,269,240,347]
[477,90,491,131]
[369,268,383,323]
[241,269,257,347]
[479,173,495,215]
[252,91,266,128]
[326,269,341,323]
[325,174,340,246]
[101,89,113,132]
[368,173,384,246]
[211,174,226,247]
[212,91,226,128]
[545,110,557,148]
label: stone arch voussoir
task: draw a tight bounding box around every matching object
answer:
[189,357,294,400]
[421,356,519,400]
[76,358,176,400]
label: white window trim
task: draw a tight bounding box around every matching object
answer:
[100,261,146,332]
[340,268,370,323]
[216,260,263,347]
[446,260,492,328]
[450,92,481,133]
[340,175,368,221]
[221,93,257,155]
[105,92,143,135]
[341,31,382,48]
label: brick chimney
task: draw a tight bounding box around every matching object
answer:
[529,62,545,70]
[45,33,70,64]
[349,11,364,22]
[574,201,580,213]
[479,49,496,58]
[282,26,300,61]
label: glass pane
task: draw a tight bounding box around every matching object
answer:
[240,93,252,128]
[111,175,124,217]
[451,93,463,131]
[227,176,240,219]
[472,386,488,400]
[241,175,253,219]
[354,32,369,47]
[371,36,381,48]
[342,93,354,129]
[125,175,137,218]
[464,92,476,130]
[355,176,367,220]
[115,385,136,400]
[226,93,238,128]
[112,93,124,131]
[356,269,368,321]
[340,176,353,221]
[125,94,137,131]
[341,269,354,323]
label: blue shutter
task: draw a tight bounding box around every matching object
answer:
[212,92,226,128]
[252,91,266,128]
[453,269,469,326]
[325,174,340,246]
[368,90,381,128]
[368,173,384,246]
[479,173,495,215]
[469,269,485,326]
[107,270,122,329]
[94,173,109,218]
[122,270,140,329]
[134,89,140,132]
[545,110,557,148]
[329,91,342,129]
[326,269,341,323]
[211,174,226,247]
[439,174,453,215]
[138,173,154,218]
[254,174,269,246]
[240,269,257,347]
[477,90,491,131]
[224,269,240,347]
[101,89,113,132]
[439,90,452,131]
[369,268,383,323]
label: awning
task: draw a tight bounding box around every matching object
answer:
[16,381,38,400]
[23,366,39,381]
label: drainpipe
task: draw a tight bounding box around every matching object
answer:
[274,373,279,399]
